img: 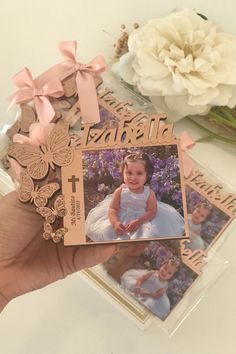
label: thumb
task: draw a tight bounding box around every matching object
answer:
[73,244,117,270]
[57,243,117,275]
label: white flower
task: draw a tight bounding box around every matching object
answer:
[113,9,236,121]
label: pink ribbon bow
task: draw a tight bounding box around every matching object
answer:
[8,68,64,124]
[59,41,106,123]
[180,131,195,178]
[13,122,55,146]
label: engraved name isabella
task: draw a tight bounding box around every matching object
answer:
[76,116,175,149]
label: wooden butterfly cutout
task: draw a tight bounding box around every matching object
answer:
[8,121,74,180]
[18,170,60,207]
[63,75,77,97]
[51,99,72,120]
[65,101,81,128]
[43,222,68,243]
[36,194,66,223]
[6,104,37,140]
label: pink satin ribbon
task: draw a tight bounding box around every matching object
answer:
[8,68,64,124]
[59,41,106,123]
[180,131,195,178]
[13,122,55,146]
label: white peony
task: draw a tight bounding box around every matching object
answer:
[113,9,236,122]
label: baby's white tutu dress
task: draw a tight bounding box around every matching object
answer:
[86,185,184,241]
[121,269,170,320]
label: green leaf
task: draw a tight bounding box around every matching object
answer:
[188,117,236,144]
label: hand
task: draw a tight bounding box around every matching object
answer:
[138,288,150,297]
[0,192,116,311]
[134,287,149,297]
[114,221,126,235]
[125,219,141,233]
[155,287,167,299]
[134,285,141,296]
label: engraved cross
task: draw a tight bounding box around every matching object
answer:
[68,175,80,193]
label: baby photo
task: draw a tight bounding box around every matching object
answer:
[184,185,232,251]
[83,145,188,243]
[104,241,198,321]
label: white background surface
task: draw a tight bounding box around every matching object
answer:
[0,1,236,353]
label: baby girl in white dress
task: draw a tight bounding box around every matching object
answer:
[185,202,212,251]
[121,258,179,320]
[86,152,184,241]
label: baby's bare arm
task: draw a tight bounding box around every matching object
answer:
[142,287,167,299]
[136,271,155,288]
[138,190,157,224]
[108,187,126,235]
[108,187,122,227]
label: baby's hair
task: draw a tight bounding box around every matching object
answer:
[159,257,180,272]
[195,202,213,214]
[121,151,154,184]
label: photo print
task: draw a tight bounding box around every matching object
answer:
[84,145,187,243]
[104,241,198,321]
[184,184,233,251]
[61,94,189,245]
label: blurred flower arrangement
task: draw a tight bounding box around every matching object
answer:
[112,8,236,144]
